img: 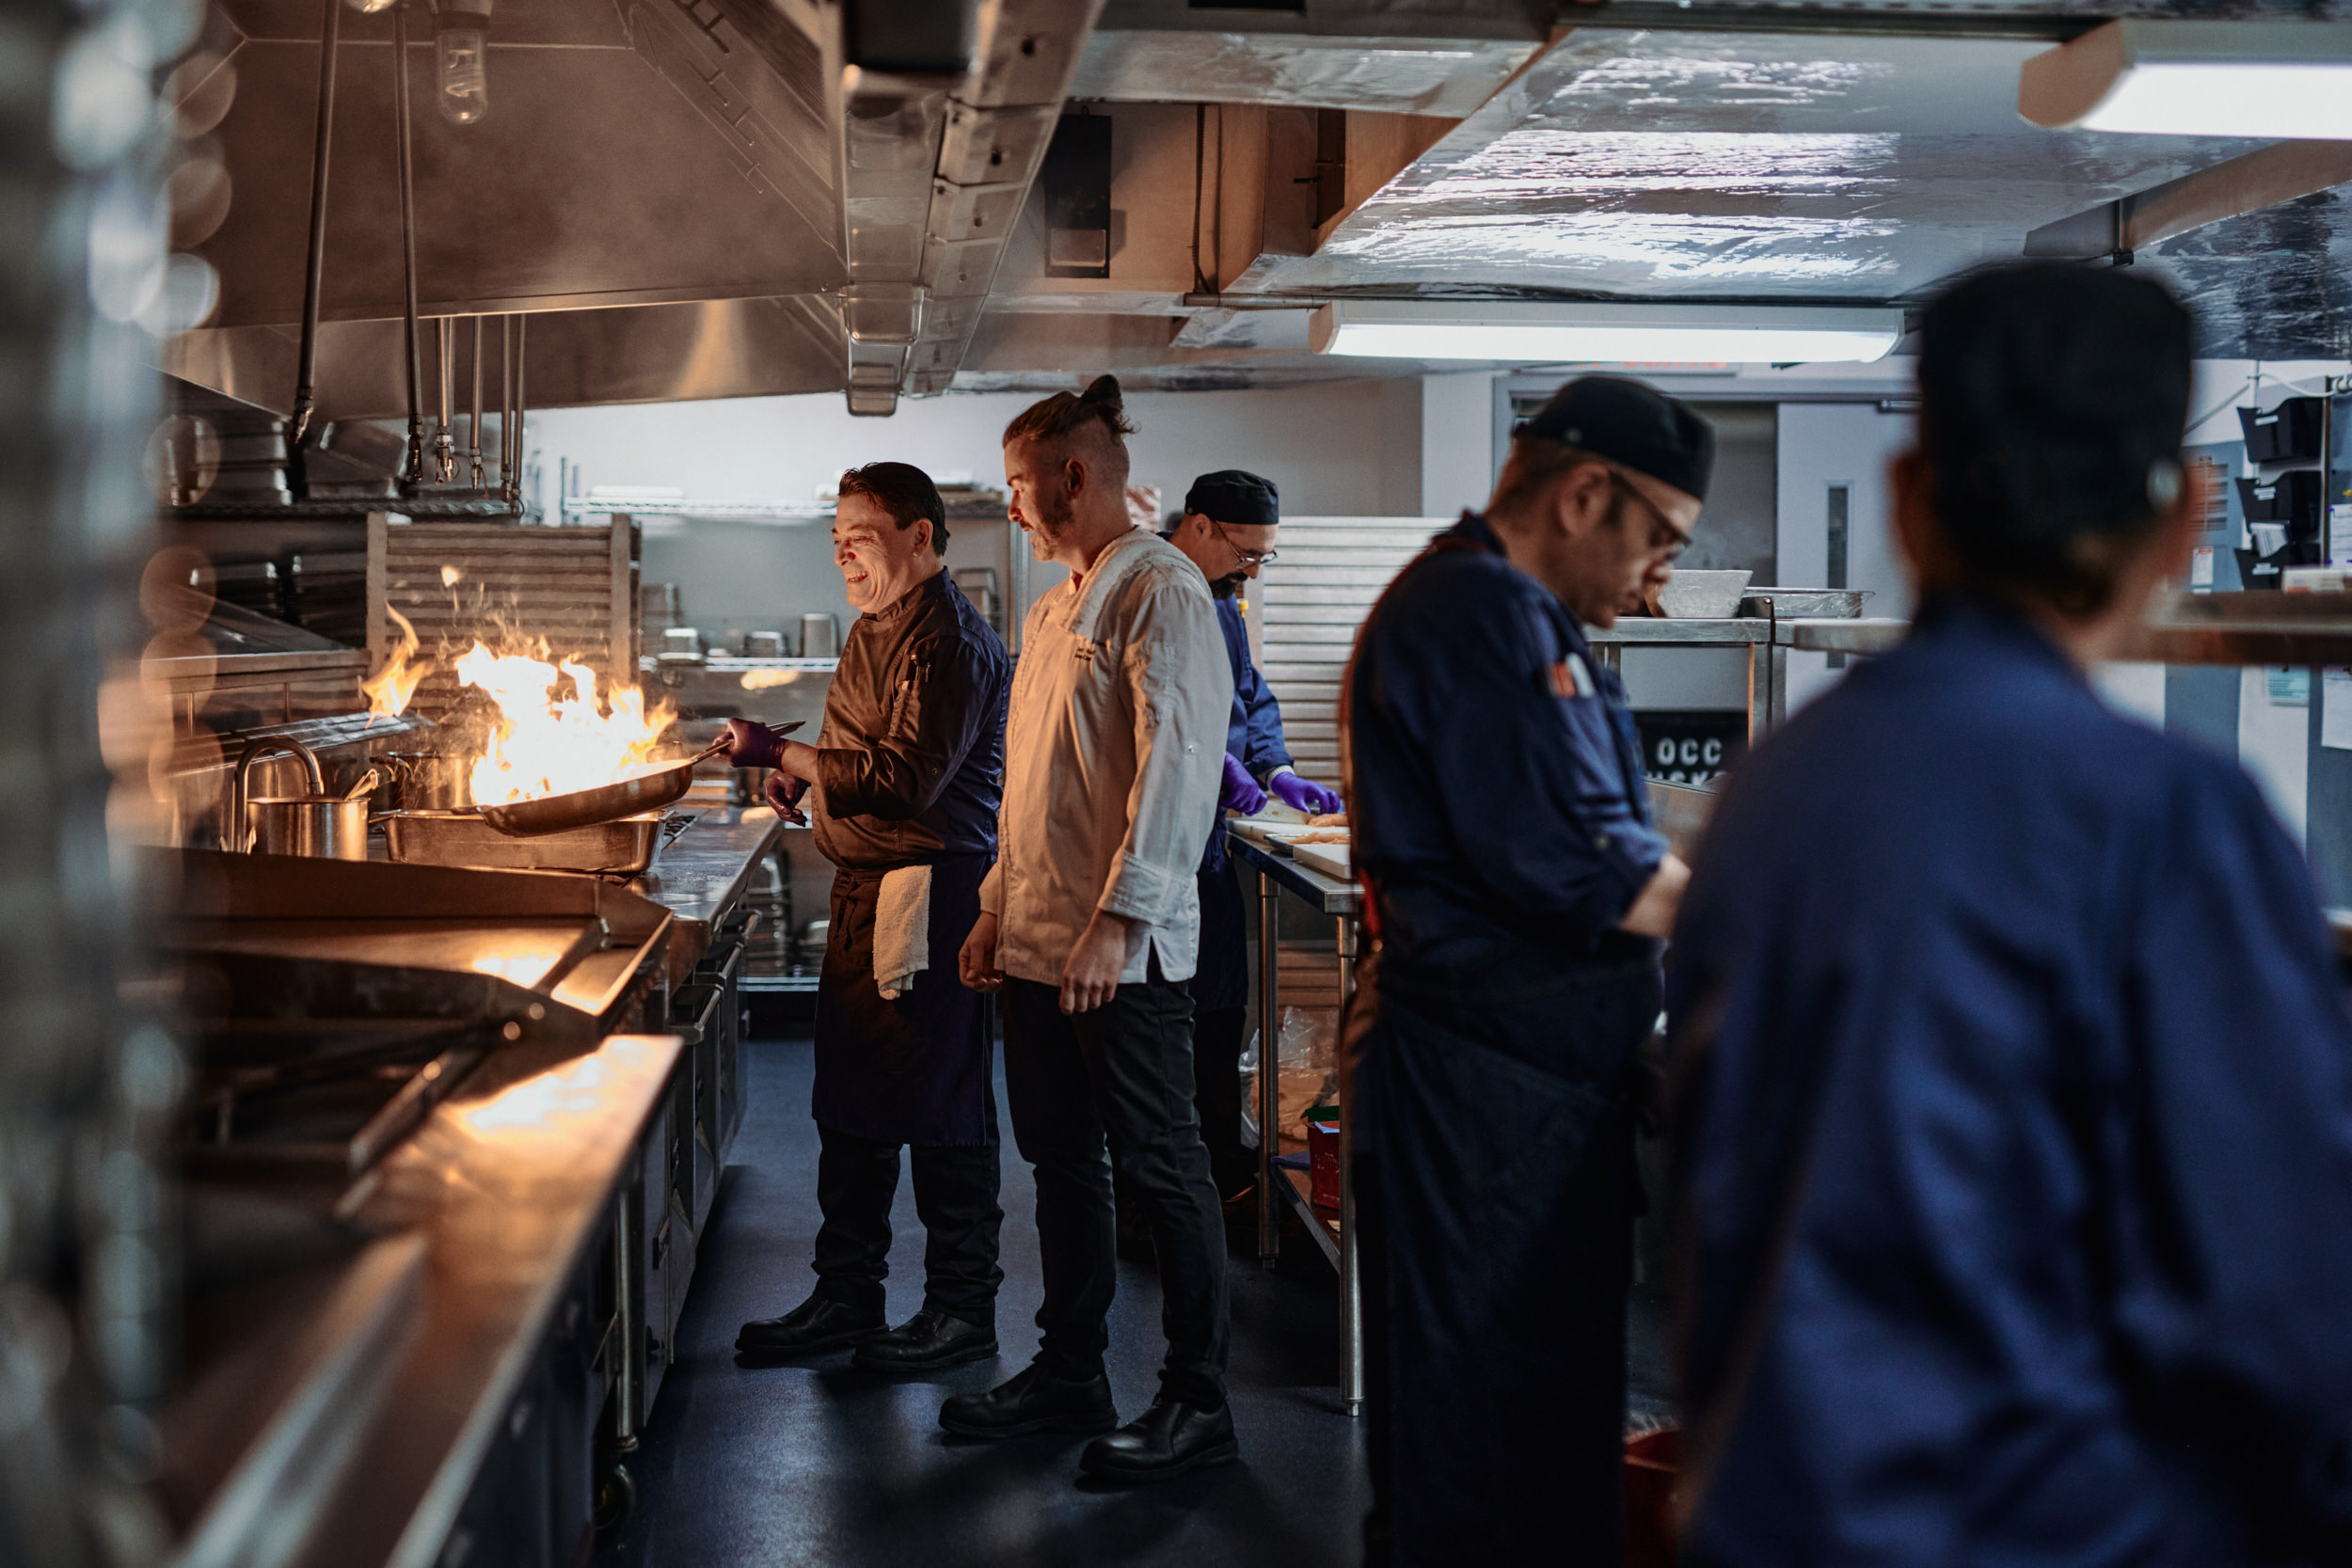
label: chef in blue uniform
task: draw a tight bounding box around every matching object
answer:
[1671,263,2352,1565]
[1346,377,1706,1566]
[1162,469,1342,1204]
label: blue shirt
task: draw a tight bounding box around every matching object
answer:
[1220,594,1292,781]
[1348,513,1667,968]
[1670,595,2352,1566]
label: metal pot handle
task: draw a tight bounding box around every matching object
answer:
[230,738,327,852]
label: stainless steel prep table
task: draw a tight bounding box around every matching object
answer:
[287,1032,685,1568]
[626,807,787,1246]
[1231,831,1366,1415]
[628,807,787,985]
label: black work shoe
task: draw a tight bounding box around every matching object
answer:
[736,1296,884,1359]
[1079,1397,1239,1482]
[938,1361,1118,1439]
[852,1308,998,1372]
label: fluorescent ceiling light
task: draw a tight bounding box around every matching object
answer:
[2020,20,2352,138]
[1309,301,1903,365]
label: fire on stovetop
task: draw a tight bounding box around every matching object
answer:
[454,643,675,806]
[358,584,677,805]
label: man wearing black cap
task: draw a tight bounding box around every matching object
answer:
[1163,469,1343,1207]
[1345,376,1708,1565]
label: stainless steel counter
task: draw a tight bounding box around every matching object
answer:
[301,1033,683,1568]
[628,807,787,983]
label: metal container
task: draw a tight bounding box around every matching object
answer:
[745,630,786,658]
[246,795,372,860]
[382,810,668,874]
[1739,588,1874,619]
[799,612,839,659]
[642,581,683,628]
[1656,569,1753,619]
[660,626,703,657]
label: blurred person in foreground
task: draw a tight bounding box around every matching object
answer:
[1671,261,2352,1565]
[946,375,1238,1482]
[724,462,1011,1371]
[1345,375,1708,1564]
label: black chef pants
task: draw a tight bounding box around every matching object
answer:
[810,1098,1004,1328]
[1357,943,1657,1568]
[1001,976,1230,1407]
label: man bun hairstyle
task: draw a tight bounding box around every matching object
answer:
[838,461,949,551]
[1003,373,1138,449]
[1918,262,2193,617]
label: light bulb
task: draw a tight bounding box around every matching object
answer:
[434,11,488,124]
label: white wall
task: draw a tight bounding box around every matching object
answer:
[1420,372,1497,518]
[1774,402,1917,713]
[529,381,1423,639]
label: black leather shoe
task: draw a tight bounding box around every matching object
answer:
[736,1296,884,1359]
[852,1309,998,1372]
[1079,1397,1239,1482]
[938,1361,1118,1439]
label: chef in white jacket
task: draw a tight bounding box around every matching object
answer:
[945,374,1239,1485]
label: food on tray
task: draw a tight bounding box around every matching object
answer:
[1307,812,1348,828]
[1290,831,1349,845]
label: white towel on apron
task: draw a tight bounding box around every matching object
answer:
[874,864,932,1000]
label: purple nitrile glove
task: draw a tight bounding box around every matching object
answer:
[1269,769,1343,816]
[724,717,787,771]
[763,768,810,824]
[1218,752,1267,816]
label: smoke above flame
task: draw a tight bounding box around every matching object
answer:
[362,605,429,721]
[454,641,675,806]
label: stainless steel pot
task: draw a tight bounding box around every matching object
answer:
[231,737,369,860]
[246,795,371,860]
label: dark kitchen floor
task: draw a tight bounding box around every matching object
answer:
[593,1035,1373,1568]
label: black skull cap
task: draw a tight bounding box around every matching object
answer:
[1184,469,1280,530]
[1514,375,1716,504]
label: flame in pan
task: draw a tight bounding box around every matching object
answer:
[454,642,675,806]
[362,605,430,721]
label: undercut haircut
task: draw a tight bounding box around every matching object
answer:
[838,461,948,551]
[1003,373,1137,451]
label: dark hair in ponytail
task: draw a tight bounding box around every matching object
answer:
[1917,262,2193,617]
[1003,373,1138,449]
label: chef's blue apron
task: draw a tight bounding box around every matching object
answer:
[812,850,993,1147]
[1359,931,1661,1566]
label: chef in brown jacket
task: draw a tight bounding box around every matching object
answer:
[723,462,1013,1372]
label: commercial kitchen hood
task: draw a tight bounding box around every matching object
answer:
[167,0,1104,420]
[161,0,2352,423]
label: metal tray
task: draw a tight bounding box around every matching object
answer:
[383,810,667,875]
[1739,589,1872,618]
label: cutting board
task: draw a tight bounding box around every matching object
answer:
[1291,841,1352,880]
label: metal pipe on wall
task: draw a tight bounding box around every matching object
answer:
[511,313,528,513]
[288,0,343,491]
[394,2,427,488]
[469,315,485,487]
[435,316,455,483]
[499,312,513,490]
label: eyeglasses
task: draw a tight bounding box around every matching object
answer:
[1607,468,1693,562]
[1209,517,1279,569]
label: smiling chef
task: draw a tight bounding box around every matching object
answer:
[721,462,1013,1374]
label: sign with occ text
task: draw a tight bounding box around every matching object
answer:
[1635,711,1746,786]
